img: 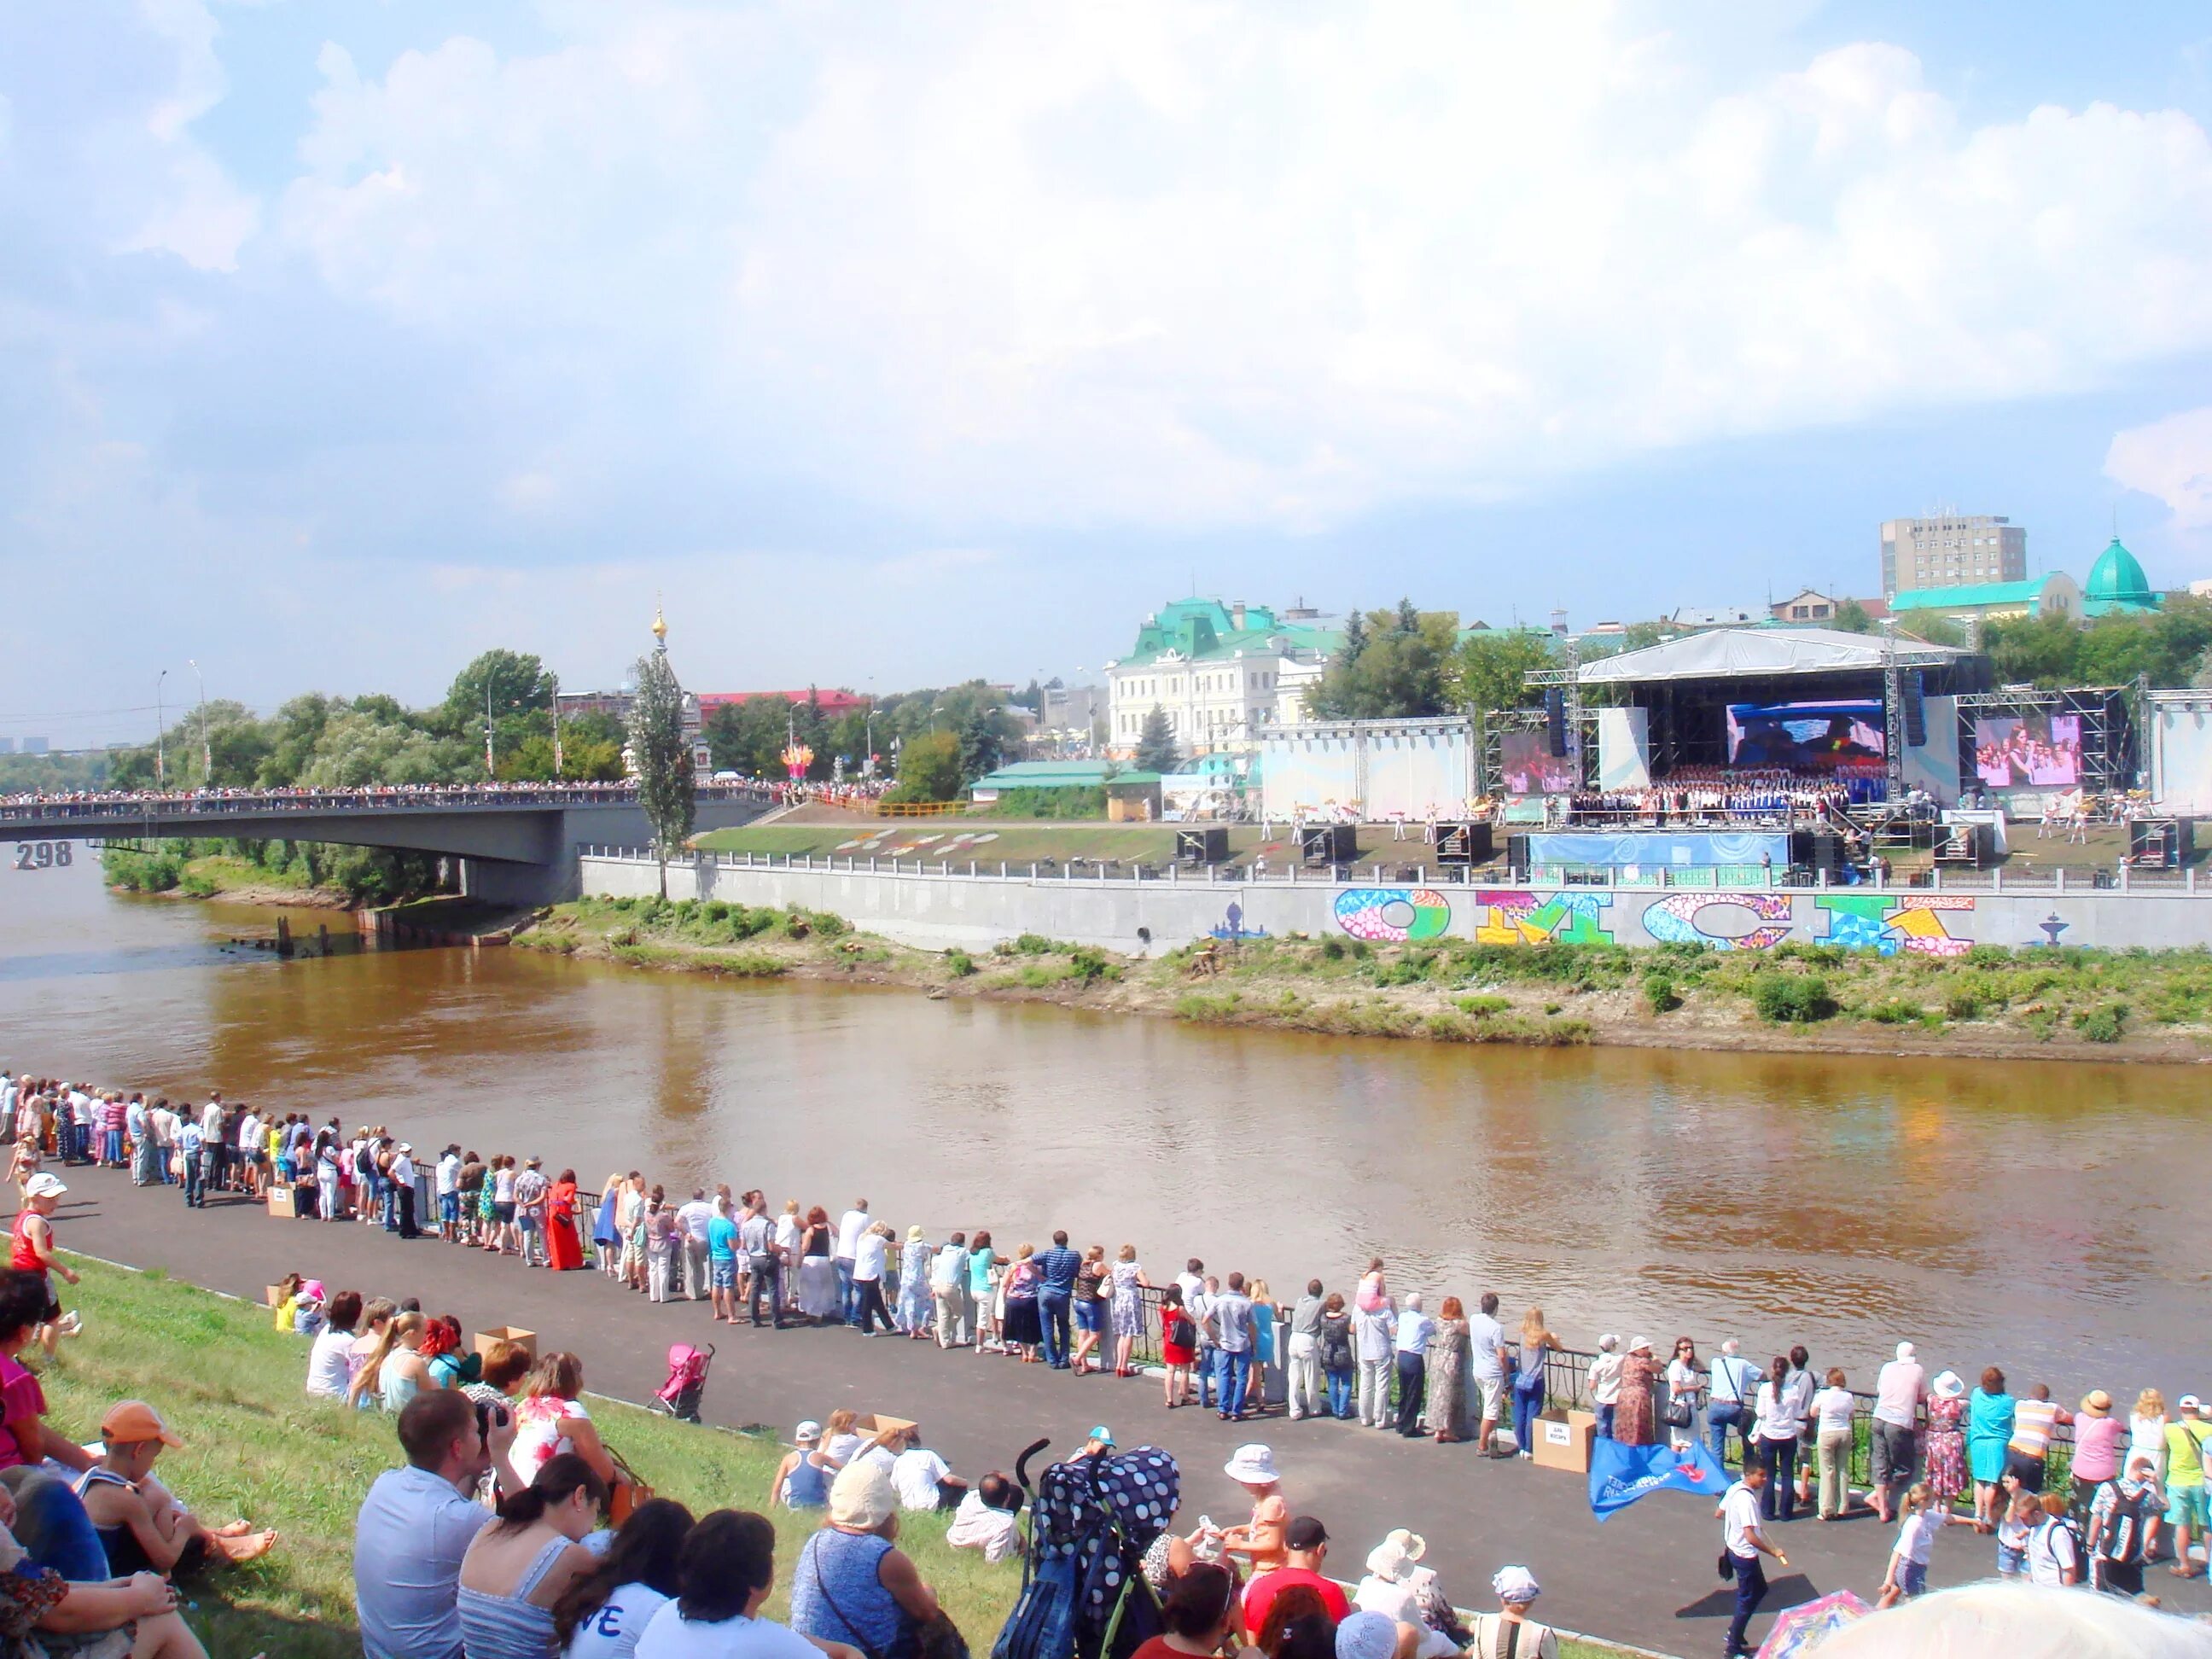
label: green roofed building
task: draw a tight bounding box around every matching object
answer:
[1888,571,2081,629]
[2081,536,2162,617]
[1104,597,1344,758]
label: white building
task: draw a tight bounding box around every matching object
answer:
[1104,599,1341,757]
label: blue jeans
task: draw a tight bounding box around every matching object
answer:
[835,1259,856,1323]
[182,1157,202,1208]
[1327,1371,1354,1418]
[1039,1294,1072,1366]
[101,1129,123,1166]
[1214,1349,1251,1417]
[1512,1381,1542,1456]
[1726,1551,1767,1656]
[1595,1403,1616,1441]
[1708,1401,1747,1465]
[1198,1350,1218,1406]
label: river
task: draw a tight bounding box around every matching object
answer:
[3,853,2206,1394]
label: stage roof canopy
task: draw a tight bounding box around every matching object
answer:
[1575,626,1964,686]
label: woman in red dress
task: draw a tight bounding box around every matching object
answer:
[1160,1284,1197,1410]
[544,1167,585,1272]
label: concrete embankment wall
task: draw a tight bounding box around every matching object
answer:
[579,854,2212,955]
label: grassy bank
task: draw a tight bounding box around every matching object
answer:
[42,1260,1018,1659]
[521,894,2212,1061]
[101,839,431,908]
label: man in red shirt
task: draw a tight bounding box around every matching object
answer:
[1242,1516,1348,1637]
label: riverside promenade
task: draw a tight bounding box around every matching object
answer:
[51,1177,2212,1656]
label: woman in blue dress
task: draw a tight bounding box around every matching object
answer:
[591,1172,623,1277]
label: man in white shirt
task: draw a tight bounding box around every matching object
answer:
[236,1107,263,1198]
[1707,1338,1756,1468]
[676,1190,715,1301]
[834,1200,871,1327]
[1588,1335,1625,1441]
[1392,1293,1435,1438]
[1470,1292,1507,1456]
[434,1147,462,1242]
[124,1097,148,1184]
[389,1144,420,1238]
[1870,1341,1925,1522]
[513,1159,550,1266]
[2025,1490,2084,1587]
[1355,1295,1397,1430]
[1717,1464,1785,1659]
[946,1474,1024,1563]
[931,1233,971,1348]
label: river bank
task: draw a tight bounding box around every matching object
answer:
[515,894,2212,1062]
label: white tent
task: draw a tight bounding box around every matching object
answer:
[1577,627,1963,685]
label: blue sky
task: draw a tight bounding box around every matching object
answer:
[5,1,2212,747]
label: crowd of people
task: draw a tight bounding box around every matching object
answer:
[1559,768,1876,827]
[8,1062,2212,1659]
[0,781,766,824]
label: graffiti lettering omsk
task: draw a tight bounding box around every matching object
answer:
[1640,892,1794,951]
[1334,888,1452,944]
[1814,894,1975,958]
[1471,891,1615,946]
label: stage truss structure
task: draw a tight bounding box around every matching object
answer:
[1951,685,2139,800]
[1480,707,1598,795]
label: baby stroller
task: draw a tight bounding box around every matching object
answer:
[648,1342,714,1423]
[993,1438,1178,1659]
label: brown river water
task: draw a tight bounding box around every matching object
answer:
[3,854,2207,1395]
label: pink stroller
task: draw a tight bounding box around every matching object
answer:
[649,1342,714,1423]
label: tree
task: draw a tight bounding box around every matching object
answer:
[1133,705,1180,774]
[1451,630,1557,718]
[627,645,696,899]
[441,649,556,760]
[887,730,963,802]
[957,706,1005,783]
[298,711,462,788]
[1831,599,1873,635]
[1340,607,1368,665]
[1305,605,1458,719]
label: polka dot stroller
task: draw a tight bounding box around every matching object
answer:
[992,1438,1178,1659]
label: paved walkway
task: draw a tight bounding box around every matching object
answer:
[49,1175,2212,1656]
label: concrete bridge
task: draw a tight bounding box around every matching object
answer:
[0,784,776,905]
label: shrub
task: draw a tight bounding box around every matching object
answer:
[1455,994,1511,1017]
[1541,1001,1563,1015]
[1965,944,2014,968]
[1013,933,1057,956]
[945,949,976,978]
[1319,938,1347,961]
[2075,1003,2127,1044]
[1863,998,1921,1026]
[1642,972,1682,1015]
[1750,973,1836,1023]
[1943,992,1982,1022]
[1371,958,1425,988]
[1068,947,1117,985]
[806,910,849,938]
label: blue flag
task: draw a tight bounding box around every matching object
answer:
[1587,1437,1733,1522]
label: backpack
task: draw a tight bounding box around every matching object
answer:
[2097,1484,2150,1565]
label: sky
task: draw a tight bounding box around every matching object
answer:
[5,1,2212,749]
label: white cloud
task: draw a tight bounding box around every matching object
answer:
[2107,406,2212,533]
[267,4,2212,533]
[120,0,261,269]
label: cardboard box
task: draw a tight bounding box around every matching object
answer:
[475,1324,537,1363]
[265,1284,287,1310]
[1528,1407,1598,1474]
[859,1413,917,1436]
[266,1186,298,1220]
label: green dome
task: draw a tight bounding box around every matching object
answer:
[2086,537,2151,603]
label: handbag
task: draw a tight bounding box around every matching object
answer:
[605,1445,652,1526]
[1664,1395,1695,1429]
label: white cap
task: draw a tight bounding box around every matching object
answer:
[23,1173,66,1200]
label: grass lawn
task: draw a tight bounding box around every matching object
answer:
[43,1260,1638,1659]
[41,1260,1018,1659]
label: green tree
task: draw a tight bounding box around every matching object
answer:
[1133,705,1180,773]
[1831,599,1873,634]
[1980,613,2081,686]
[441,649,556,760]
[957,706,1004,783]
[1451,630,1557,718]
[887,729,964,802]
[1305,605,1457,719]
[298,711,460,787]
[627,645,696,899]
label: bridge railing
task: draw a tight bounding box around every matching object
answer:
[0,783,771,827]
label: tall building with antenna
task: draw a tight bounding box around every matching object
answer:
[1880,513,2026,597]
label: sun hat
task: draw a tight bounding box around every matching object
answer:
[907,1225,925,1243]
[1491,1566,1540,1604]
[101,1400,182,1450]
[1224,1444,1280,1484]
[795,1420,822,1445]
[1628,1336,1654,1354]
[828,1461,896,1530]
[1931,1371,1965,1400]
[22,1173,65,1200]
[1365,1529,1428,1580]
[2081,1389,2113,1416]
[1335,1612,1397,1659]
[298,1279,326,1303]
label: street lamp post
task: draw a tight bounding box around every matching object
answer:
[154,669,169,789]
[187,660,209,783]
[550,673,564,778]
[483,668,502,777]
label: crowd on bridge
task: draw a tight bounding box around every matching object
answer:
[7,1063,2212,1659]
[0,780,771,821]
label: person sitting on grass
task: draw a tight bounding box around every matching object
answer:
[635,1508,864,1659]
[0,1271,90,1476]
[73,1400,276,1576]
[457,1452,607,1658]
[0,1476,210,1659]
[551,1494,694,1659]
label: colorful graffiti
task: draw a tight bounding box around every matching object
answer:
[1814,894,1976,958]
[1640,892,1795,951]
[1334,888,1452,943]
[1471,890,1615,946]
